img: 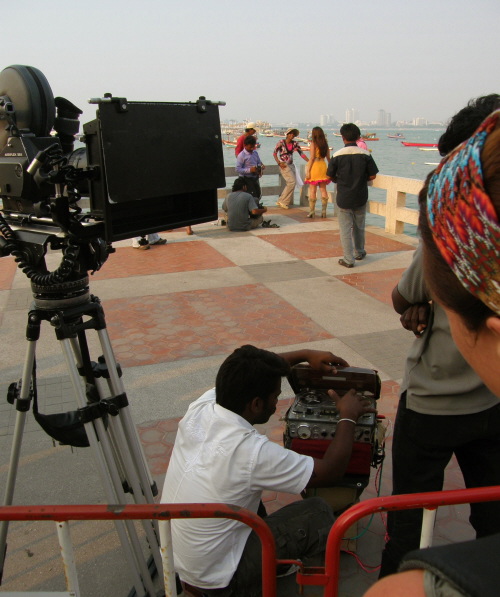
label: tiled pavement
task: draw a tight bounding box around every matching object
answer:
[0,205,475,596]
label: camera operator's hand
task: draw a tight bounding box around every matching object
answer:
[309,389,376,487]
[400,302,430,337]
[278,349,348,374]
[327,388,376,422]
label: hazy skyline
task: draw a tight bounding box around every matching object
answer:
[2,0,499,131]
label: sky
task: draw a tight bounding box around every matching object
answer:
[2,0,499,130]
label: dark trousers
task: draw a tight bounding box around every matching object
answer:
[204,497,334,597]
[243,176,261,200]
[379,392,500,578]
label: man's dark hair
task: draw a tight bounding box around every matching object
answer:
[438,94,500,156]
[232,177,247,192]
[340,123,361,142]
[244,136,257,147]
[215,345,290,414]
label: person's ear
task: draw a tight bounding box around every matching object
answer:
[486,315,500,337]
[249,396,263,414]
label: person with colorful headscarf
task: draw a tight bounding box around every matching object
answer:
[378,97,500,580]
[365,103,500,597]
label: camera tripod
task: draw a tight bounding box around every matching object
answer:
[0,275,163,597]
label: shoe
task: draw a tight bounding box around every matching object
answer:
[133,243,150,250]
[321,208,327,218]
[307,211,315,218]
[355,252,366,261]
[338,258,354,268]
[276,202,289,209]
[150,238,167,245]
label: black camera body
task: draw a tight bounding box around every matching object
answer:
[0,65,226,246]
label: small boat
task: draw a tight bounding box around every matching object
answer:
[362,133,379,141]
[401,142,438,148]
[387,133,405,139]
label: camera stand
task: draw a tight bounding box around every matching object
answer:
[0,276,162,597]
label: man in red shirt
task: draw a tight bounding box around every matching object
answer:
[235,122,258,157]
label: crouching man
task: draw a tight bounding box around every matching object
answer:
[222,178,267,231]
[162,345,375,596]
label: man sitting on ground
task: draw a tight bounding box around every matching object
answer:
[222,178,267,231]
[162,345,375,596]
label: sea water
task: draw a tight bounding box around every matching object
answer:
[223,128,444,235]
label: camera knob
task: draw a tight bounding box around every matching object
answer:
[297,425,311,439]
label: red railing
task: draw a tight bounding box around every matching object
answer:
[0,503,277,597]
[305,484,500,596]
[2,485,500,596]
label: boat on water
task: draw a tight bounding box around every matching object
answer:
[401,142,438,148]
[387,133,405,139]
[362,133,379,141]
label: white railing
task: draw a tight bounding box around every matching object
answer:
[218,167,424,236]
[369,174,423,234]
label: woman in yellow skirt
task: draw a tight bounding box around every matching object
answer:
[305,127,331,218]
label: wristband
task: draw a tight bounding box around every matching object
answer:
[338,418,357,425]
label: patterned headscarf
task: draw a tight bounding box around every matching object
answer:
[427,110,500,316]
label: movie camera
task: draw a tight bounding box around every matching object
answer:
[0,64,226,281]
[0,64,226,595]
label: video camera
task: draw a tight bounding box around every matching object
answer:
[0,64,226,279]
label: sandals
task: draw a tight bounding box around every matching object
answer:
[262,220,280,228]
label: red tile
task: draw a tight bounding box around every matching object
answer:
[0,255,17,290]
[92,242,235,280]
[104,284,333,367]
[336,268,407,306]
[261,231,413,261]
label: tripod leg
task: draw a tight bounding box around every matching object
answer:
[0,340,37,583]
[96,328,163,575]
[59,338,154,597]
[98,329,157,497]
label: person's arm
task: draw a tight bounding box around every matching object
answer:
[308,387,376,487]
[248,195,266,216]
[393,285,430,336]
[295,142,309,162]
[278,348,348,374]
[236,152,257,176]
[393,245,431,336]
[367,156,379,181]
[274,141,286,169]
[305,142,315,177]
[250,207,267,215]
[326,157,337,182]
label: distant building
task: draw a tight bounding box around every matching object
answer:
[377,109,392,127]
[320,114,336,126]
[345,108,359,123]
[413,116,428,126]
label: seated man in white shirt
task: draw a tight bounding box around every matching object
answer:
[222,178,267,231]
[162,345,375,596]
